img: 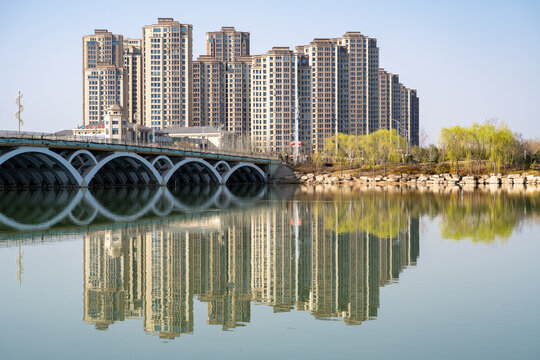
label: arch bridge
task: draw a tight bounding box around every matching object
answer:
[0,137,283,188]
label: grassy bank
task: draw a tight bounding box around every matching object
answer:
[293,160,539,177]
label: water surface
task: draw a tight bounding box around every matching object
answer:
[0,185,539,359]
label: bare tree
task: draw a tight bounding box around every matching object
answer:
[419,127,429,149]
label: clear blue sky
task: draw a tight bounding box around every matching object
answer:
[0,0,539,142]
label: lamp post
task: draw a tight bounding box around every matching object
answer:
[391,119,403,163]
[391,119,402,138]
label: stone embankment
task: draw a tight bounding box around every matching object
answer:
[279,172,540,188]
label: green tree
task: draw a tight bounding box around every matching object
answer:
[439,125,468,174]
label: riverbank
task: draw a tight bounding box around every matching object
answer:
[276,171,540,188]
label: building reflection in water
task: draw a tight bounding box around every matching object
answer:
[83,201,419,338]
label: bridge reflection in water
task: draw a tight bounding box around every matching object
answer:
[0,185,267,233]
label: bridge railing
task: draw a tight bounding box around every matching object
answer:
[0,130,279,161]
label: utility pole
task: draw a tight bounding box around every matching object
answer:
[334,46,339,174]
[15,91,24,132]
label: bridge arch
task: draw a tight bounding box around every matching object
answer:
[83,152,162,187]
[67,150,98,176]
[0,147,83,187]
[151,155,174,174]
[213,160,232,175]
[221,163,267,185]
[67,150,98,167]
[162,158,222,186]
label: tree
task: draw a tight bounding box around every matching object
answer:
[369,129,405,175]
[491,125,517,172]
[438,121,522,174]
[439,126,468,174]
[312,151,323,171]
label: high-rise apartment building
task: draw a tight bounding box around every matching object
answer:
[294,33,380,153]
[123,38,142,124]
[378,70,402,133]
[297,39,342,153]
[82,29,127,126]
[378,70,419,146]
[82,21,418,152]
[192,56,226,128]
[334,33,380,135]
[250,47,310,153]
[142,18,193,129]
[192,27,251,137]
[404,88,419,146]
[207,26,250,61]
[225,57,251,134]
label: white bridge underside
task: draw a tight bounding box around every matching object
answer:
[0,147,268,187]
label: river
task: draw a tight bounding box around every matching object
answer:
[0,185,539,359]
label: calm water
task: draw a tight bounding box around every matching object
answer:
[0,185,539,359]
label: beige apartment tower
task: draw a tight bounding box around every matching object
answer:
[297,39,342,153]
[250,47,310,154]
[82,22,418,152]
[294,33,380,153]
[334,32,380,136]
[193,27,251,136]
[82,29,127,126]
[207,26,250,61]
[142,18,193,129]
[123,38,142,124]
[378,70,403,134]
[378,70,419,146]
[192,56,226,128]
[404,88,419,146]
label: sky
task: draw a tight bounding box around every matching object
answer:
[0,0,539,142]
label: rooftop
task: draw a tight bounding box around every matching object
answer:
[163,126,221,135]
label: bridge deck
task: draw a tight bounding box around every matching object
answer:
[0,135,276,164]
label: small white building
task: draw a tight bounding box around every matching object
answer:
[74,105,153,143]
[162,126,223,148]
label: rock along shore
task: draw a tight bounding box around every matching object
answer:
[275,172,540,189]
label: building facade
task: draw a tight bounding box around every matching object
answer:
[142,18,193,129]
[294,33,381,153]
[192,56,226,128]
[250,47,311,154]
[82,29,127,126]
[206,26,250,61]
[123,38,142,124]
[192,27,251,138]
[378,70,419,147]
[81,21,419,152]
[404,88,419,147]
